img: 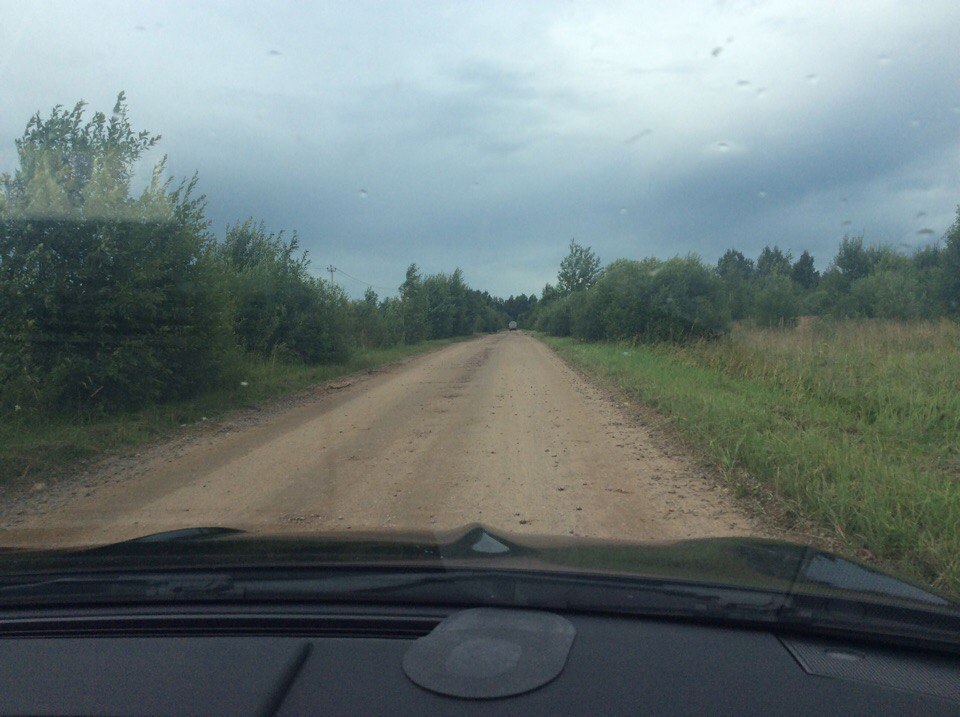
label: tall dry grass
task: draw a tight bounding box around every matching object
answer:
[693,319,960,451]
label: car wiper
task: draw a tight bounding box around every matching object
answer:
[1,566,957,652]
[0,565,772,614]
[241,568,960,652]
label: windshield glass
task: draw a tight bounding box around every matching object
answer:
[1,0,959,614]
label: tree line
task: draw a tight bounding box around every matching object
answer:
[0,95,506,415]
[5,94,958,415]
[525,223,960,342]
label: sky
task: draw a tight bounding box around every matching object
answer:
[2,0,959,298]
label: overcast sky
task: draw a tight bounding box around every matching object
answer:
[2,0,959,297]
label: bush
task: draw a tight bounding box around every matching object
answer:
[848,271,921,320]
[283,277,351,363]
[643,256,728,340]
[549,256,728,342]
[575,258,657,340]
[0,97,232,412]
[215,219,352,364]
[940,209,960,314]
[752,276,800,327]
[537,295,574,336]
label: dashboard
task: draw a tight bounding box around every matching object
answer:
[0,604,956,715]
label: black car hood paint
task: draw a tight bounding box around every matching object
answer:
[0,524,950,609]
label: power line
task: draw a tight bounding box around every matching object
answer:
[324,265,395,293]
[338,268,395,292]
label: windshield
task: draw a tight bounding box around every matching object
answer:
[1,0,959,618]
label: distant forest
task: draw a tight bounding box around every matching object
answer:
[515,226,960,341]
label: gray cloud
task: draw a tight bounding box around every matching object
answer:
[1,0,959,296]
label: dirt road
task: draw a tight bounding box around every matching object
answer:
[1,333,764,547]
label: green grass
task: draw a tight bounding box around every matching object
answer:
[539,319,960,597]
[0,337,470,489]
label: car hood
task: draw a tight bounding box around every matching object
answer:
[0,524,950,610]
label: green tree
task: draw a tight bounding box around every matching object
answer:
[557,239,602,295]
[215,219,350,364]
[716,249,756,320]
[424,272,455,339]
[716,249,754,280]
[940,208,960,314]
[399,263,429,344]
[537,294,574,336]
[559,256,728,342]
[3,92,159,214]
[791,250,820,289]
[848,271,921,320]
[282,275,350,363]
[834,235,871,282]
[217,219,303,356]
[540,283,560,304]
[350,288,384,349]
[570,258,656,340]
[448,268,470,335]
[0,94,231,411]
[379,296,406,346]
[752,275,800,327]
[645,256,728,340]
[910,244,944,317]
[502,293,538,324]
[756,245,793,278]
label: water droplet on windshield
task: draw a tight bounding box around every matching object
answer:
[711,47,723,58]
[135,24,147,32]
[358,189,369,199]
[757,191,767,199]
[736,80,750,88]
[625,129,652,144]
[917,228,936,236]
[876,53,892,65]
[268,49,282,56]
[619,208,628,215]
[841,220,852,226]
[755,87,767,97]
[916,211,927,219]
[805,74,820,85]
[909,119,920,128]
[715,142,731,152]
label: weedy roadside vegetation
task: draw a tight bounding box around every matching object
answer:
[0,338,468,488]
[542,318,960,597]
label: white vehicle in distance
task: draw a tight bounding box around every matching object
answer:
[508,321,518,331]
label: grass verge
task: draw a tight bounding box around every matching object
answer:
[0,337,471,489]
[538,320,960,598]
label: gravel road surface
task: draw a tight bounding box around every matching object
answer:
[0,333,765,547]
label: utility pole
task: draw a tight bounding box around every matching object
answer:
[326,265,336,284]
